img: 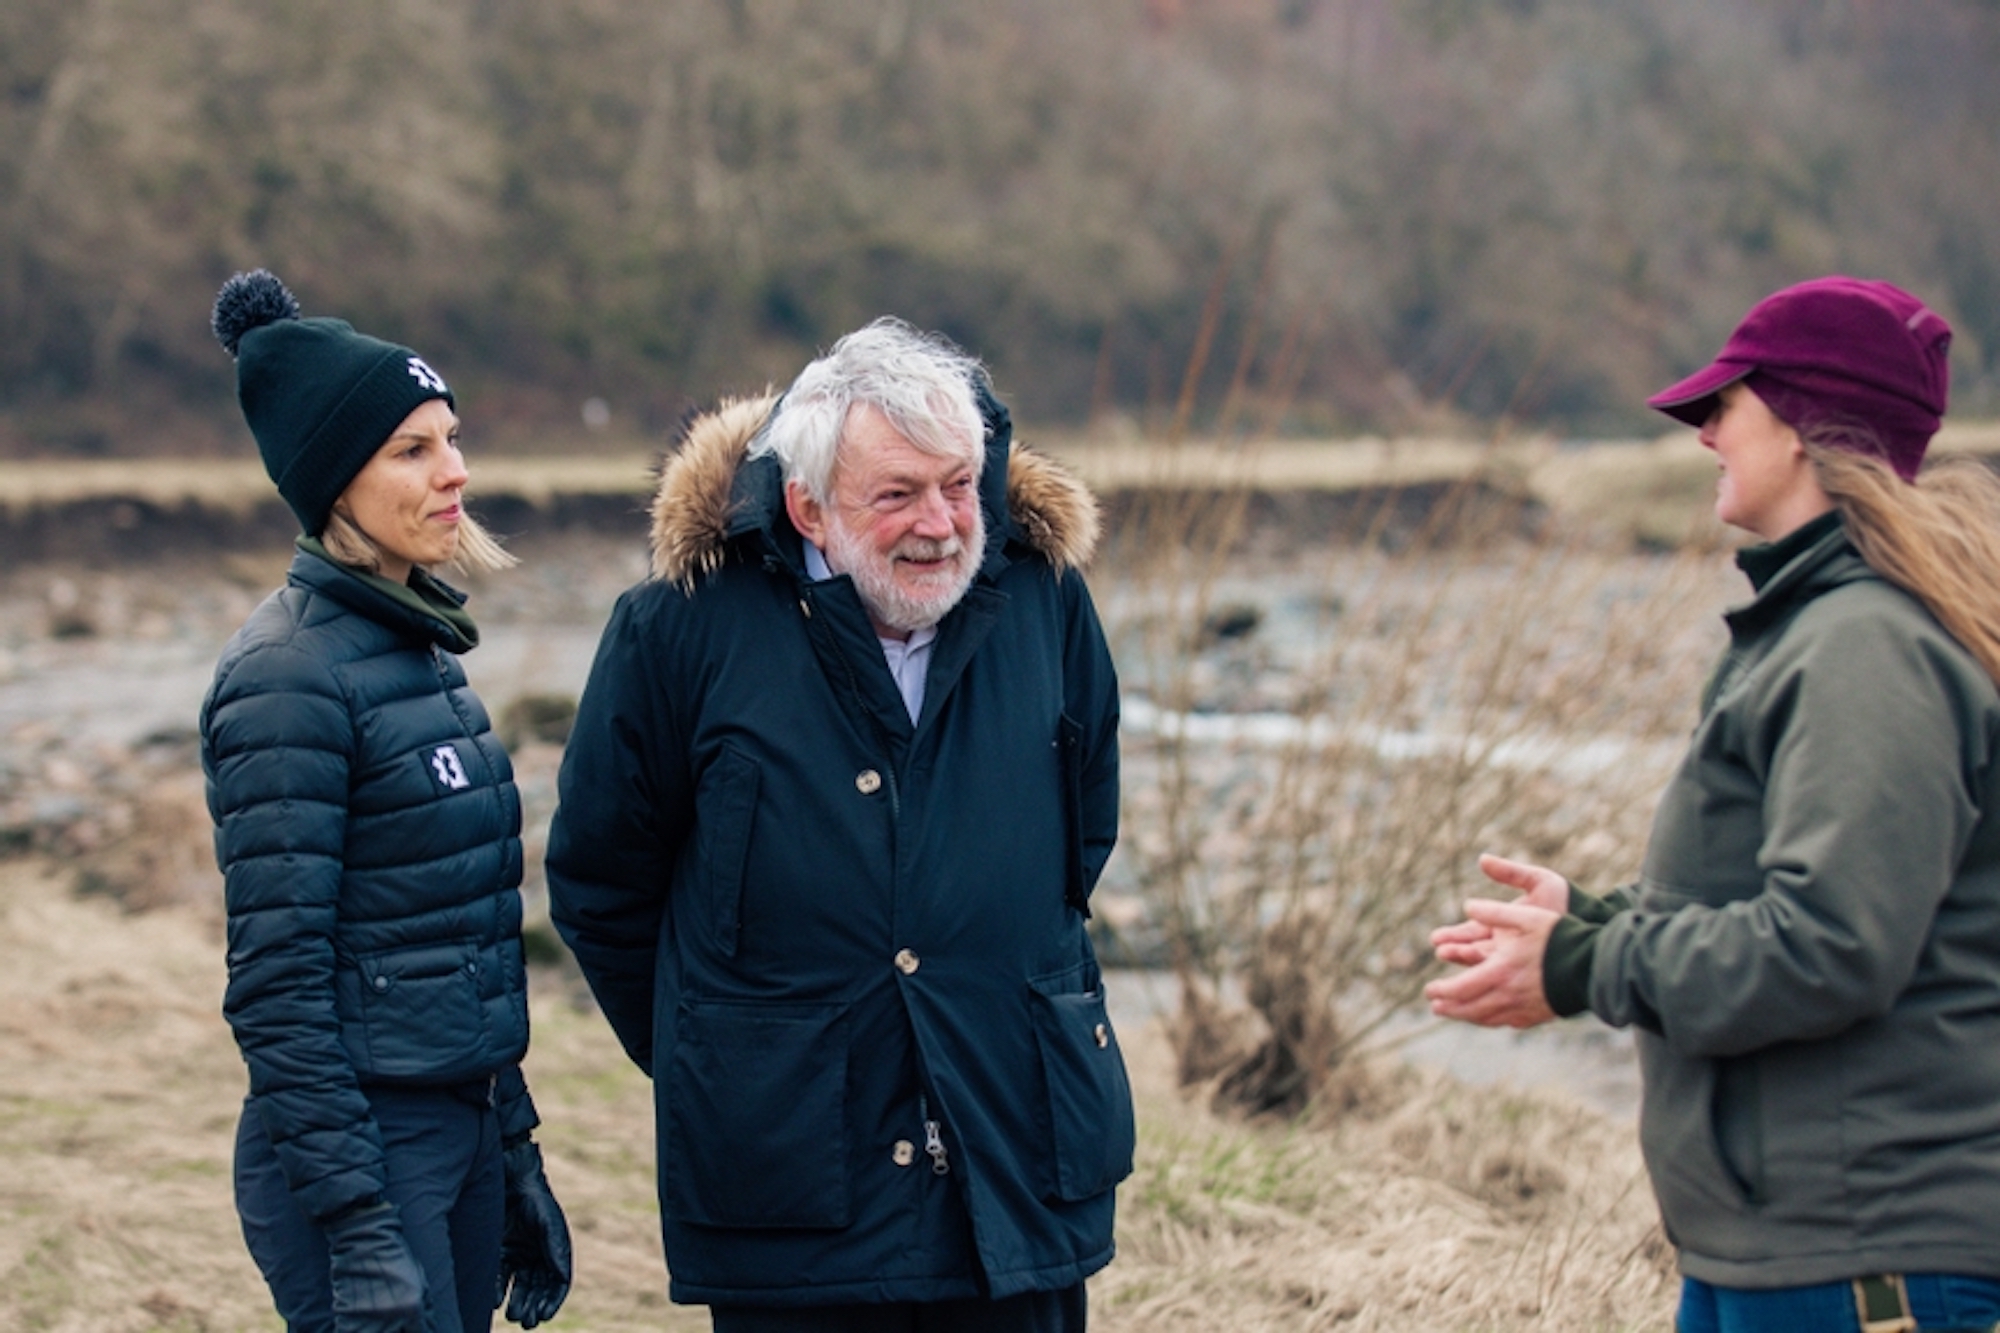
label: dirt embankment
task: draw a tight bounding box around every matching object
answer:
[0,442,1573,569]
[0,477,654,567]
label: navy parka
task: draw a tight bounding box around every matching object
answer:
[546,391,1131,1306]
[202,544,537,1223]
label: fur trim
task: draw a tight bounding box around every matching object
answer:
[1005,441,1099,573]
[648,395,1101,587]
[650,394,777,589]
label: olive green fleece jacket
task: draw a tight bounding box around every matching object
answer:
[1545,514,2000,1288]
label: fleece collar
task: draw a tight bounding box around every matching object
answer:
[1735,509,1844,593]
[1722,513,1874,640]
[294,537,480,653]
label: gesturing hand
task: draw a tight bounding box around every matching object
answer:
[1426,897,1561,1029]
[1474,853,1570,913]
[1430,853,1570,967]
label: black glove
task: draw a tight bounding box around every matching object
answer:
[323,1198,431,1333]
[495,1139,572,1328]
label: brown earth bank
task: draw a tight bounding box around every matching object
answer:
[6,423,1995,566]
[0,459,1547,568]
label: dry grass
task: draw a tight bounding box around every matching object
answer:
[1102,1030,1674,1331]
[0,857,1672,1332]
[0,859,272,1333]
[0,853,706,1333]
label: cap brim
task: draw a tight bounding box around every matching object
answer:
[1646,360,1751,429]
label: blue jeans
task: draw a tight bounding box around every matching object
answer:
[235,1084,505,1333]
[1678,1274,2000,1332]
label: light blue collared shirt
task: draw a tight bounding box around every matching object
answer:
[805,542,936,723]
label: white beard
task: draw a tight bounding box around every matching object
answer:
[825,506,986,635]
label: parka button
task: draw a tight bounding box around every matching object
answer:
[856,769,882,795]
[372,976,389,992]
[894,948,920,975]
[1094,1023,1109,1049]
[892,1139,916,1167]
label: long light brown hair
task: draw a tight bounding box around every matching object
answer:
[1809,437,2000,686]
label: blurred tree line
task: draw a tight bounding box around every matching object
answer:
[2,0,1997,455]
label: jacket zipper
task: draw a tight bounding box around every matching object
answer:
[919,1096,950,1175]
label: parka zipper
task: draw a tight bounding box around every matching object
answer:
[919,1095,950,1175]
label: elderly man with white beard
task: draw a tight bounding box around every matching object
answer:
[546,319,1131,1332]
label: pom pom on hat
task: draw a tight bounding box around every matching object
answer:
[210,269,453,534]
[211,269,302,357]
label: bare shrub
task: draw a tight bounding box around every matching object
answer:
[1102,460,1731,1115]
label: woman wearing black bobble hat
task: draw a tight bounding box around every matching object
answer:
[200,270,570,1333]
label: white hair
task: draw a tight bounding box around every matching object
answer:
[752,317,986,505]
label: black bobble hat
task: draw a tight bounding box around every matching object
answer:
[211,269,454,535]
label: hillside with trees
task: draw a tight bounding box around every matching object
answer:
[3,0,1996,455]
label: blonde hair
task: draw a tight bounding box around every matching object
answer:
[320,507,519,576]
[1809,440,2000,685]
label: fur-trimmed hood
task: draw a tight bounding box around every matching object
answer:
[648,392,1101,590]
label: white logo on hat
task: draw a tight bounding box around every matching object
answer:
[407,357,448,394]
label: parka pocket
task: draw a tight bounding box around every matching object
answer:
[345,938,487,1078]
[1028,963,1136,1202]
[696,747,760,958]
[665,998,852,1229]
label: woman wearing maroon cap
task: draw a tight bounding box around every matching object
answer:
[1427,277,2000,1332]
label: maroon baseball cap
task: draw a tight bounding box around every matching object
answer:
[1647,276,1952,481]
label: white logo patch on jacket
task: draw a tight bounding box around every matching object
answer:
[429,744,470,791]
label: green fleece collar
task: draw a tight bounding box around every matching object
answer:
[1735,509,1843,593]
[296,536,480,653]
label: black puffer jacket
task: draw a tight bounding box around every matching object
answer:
[202,541,535,1222]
